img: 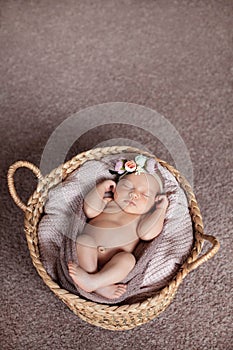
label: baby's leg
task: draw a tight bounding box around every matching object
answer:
[96,252,136,287]
[68,252,136,299]
[76,234,98,273]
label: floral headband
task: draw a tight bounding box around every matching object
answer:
[109,155,163,193]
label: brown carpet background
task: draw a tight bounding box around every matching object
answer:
[0,1,232,349]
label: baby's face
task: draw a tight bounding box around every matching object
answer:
[114,173,160,215]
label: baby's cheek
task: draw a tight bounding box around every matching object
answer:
[113,192,118,200]
[147,199,154,208]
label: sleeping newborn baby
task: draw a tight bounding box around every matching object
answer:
[68,156,169,299]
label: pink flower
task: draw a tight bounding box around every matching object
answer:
[115,160,125,174]
[125,160,137,172]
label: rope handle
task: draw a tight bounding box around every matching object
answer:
[7,161,43,212]
[187,233,220,272]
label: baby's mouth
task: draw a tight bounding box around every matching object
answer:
[124,199,136,206]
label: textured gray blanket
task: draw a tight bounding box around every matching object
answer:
[38,153,193,304]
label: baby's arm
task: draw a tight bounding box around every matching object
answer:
[83,180,116,218]
[137,195,169,241]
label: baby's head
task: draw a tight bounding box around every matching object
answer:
[110,155,163,215]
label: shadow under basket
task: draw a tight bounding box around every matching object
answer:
[7,146,220,331]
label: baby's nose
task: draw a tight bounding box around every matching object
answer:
[130,191,140,199]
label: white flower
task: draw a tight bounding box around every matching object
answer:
[135,165,146,175]
[135,155,148,167]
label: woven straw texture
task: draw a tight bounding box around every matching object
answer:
[7,146,220,331]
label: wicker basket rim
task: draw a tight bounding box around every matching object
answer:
[7,146,220,330]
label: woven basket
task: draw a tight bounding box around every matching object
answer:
[7,146,220,331]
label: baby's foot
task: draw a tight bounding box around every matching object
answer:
[68,262,97,292]
[95,284,127,299]
[68,262,127,298]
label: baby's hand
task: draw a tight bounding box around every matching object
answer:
[97,179,116,194]
[103,179,116,193]
[102,180,116,204]
[155,194,169,210]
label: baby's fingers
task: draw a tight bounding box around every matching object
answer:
[155,194,169,209]
[155,194,165,202]
[105,180,116,192]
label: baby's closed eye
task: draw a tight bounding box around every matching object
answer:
[123,184,131,188]
[143,192,154,198]
[120,181,133,189]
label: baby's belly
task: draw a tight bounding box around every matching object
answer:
[82,222,139,250]
[81,223,139,267]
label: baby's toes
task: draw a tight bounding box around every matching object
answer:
[117,284,127,290]
[68,263,76,273]
[115,284,127,297]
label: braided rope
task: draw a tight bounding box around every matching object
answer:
[8,146,220,330]
[7,161,43,212]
